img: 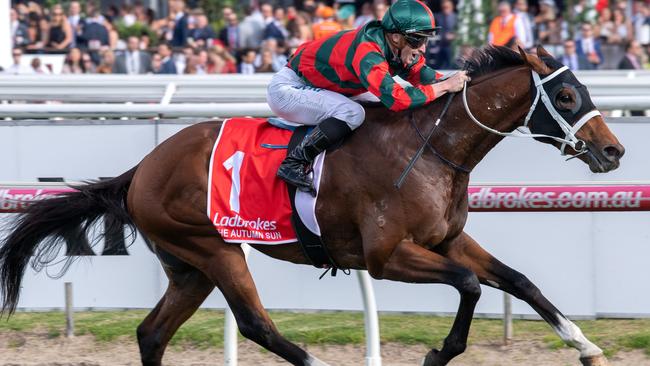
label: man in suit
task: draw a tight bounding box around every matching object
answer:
[575,22,603,70]
[264,6,289,43]
[67,1,83,47]
[239,48,257,74]
[189,14,216,48]
[618,40,644,70]
[10,8,29,48]
[431,0,457,69]
[4,48,33,75]
[513,0,535,49]
[560,40,591,70]
[79,11,108,49]
[238,6,265,50]
[113,36,152,74]
[170,0,189,47]
[219,12,240,51]
[156,43,177,74]
[618,40,645,115]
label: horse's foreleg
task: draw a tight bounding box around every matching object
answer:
[137,265,214,366]
[365,238,481,366]
[438,232,608,366]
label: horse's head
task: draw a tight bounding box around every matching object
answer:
[517,46,625,173]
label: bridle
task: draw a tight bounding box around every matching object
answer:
[396,65,601,188]
[462,65,600,157]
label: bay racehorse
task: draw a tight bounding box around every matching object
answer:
[0,46,624,366]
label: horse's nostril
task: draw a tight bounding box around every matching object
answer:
[602,145,625,161]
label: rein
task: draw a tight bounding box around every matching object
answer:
[407,113,472,174]
[394,64,600,190]
[394,92,461,189]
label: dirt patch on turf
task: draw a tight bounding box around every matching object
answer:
[1,332,648,365]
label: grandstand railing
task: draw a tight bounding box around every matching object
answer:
[0,71,649,105]
[0,97,648,119]
[0,103,273,119]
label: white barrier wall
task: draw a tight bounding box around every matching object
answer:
[1,119,649,318]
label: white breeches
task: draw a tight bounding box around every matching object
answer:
[266,67,366,130]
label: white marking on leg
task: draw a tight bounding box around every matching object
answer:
[306,354,330,366]
[552,314,603,358]
[486,279,500,288]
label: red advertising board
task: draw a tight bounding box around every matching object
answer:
[2,184,650,213]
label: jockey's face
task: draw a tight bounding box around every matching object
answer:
[387,33,427,67]
[401,39,426,66]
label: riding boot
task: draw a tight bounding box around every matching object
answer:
[278,117,352,196]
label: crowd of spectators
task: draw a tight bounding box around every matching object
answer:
[6,0,650,75]
[482,0,650,71]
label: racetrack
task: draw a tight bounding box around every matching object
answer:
[1,333,649,366]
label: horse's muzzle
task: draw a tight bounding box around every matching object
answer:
[587,143,625,173]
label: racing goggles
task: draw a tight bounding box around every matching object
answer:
[402,28,438,48]
[403,33,428,48]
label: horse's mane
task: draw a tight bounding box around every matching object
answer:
[462,46,525,78]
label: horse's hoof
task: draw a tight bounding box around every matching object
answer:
[421,349,444,366]
[580,354,609,366]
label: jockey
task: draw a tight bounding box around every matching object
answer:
[267,0,470,194]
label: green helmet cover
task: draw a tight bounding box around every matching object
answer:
[381,0,437,35]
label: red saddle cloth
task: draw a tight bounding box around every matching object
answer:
[208,117,297,244]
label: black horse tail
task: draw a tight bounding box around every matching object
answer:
[0,166,138,315]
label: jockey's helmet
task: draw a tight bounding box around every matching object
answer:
[381,0,438,42]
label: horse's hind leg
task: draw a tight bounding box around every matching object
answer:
[210,242,331,366]
[152,234,329,366]
[137,260,214,366]
[438,232,608,366]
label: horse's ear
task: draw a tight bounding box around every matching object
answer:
[517,46,528,61]
[536,45,552,58]
[518,45,551,75]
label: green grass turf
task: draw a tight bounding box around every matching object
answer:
[2,310,650,357]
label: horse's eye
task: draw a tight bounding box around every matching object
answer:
[556,93,572,105]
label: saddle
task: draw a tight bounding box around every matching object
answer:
[207,117,340,273]
[268,117,340,273]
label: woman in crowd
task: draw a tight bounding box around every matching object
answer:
[183,52,199,74]
[25,5,47,50]
[195,49,209,74]
[95,49,116,74]
[255,49,275,73]
[207,45,237,74]
[286,12,313,48]
[104,19,121,50]
[154,14,176,42]
[62,47,86,74]
[612,8,634,44]
[534,0,557,34]
[46,4,73,50]
[596,7,616,42]
[207,51,226,74]
[538,18,564,45]
[150,53,163,73]
[82,52,96,73]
